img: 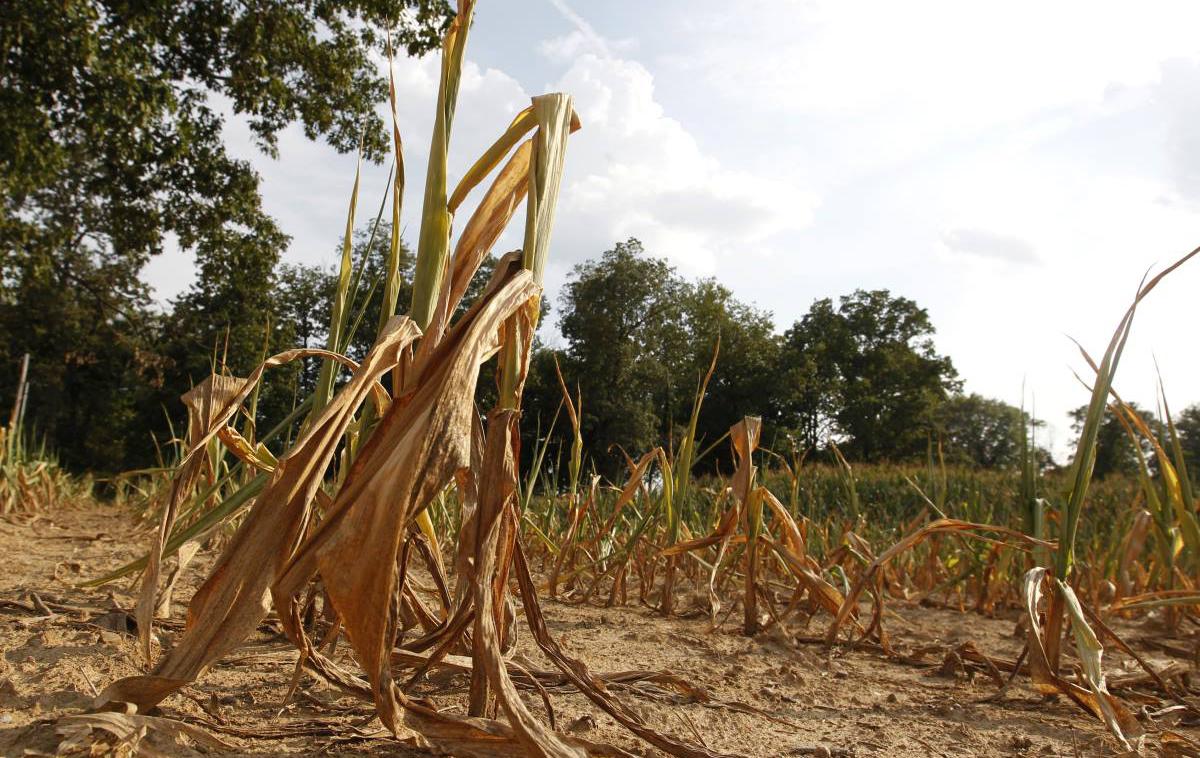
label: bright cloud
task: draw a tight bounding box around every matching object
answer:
[143,0,1200,460]
[548,49,818,277]
[941,228,1036,264]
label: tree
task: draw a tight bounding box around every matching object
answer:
[1069,402,1156,479]
[774,299,844,453]
[540,239,782,479]
[2,0,450,258]
[166,229,288,377]
[776,290,960,461]
[554,239,687,477]
[0,283,165,472]
[0,0,451,471]
[1174,404,1200,481]
[676,279,778,474]
[273,262,335,398]
[936,393,1037,468]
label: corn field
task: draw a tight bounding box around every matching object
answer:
[8,2,1199,755]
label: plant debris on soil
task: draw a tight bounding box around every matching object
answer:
[2,503,1196,757]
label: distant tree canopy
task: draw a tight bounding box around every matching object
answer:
[545,239,776,478]
[935,393,1040,468]
[0,0,452,469]
[1068,402,1158,480]
[10,173,1200,481]
[514,239,962,479]
[772,289,960,462]
[515,241,1194,481]
[1176,405,1200,482]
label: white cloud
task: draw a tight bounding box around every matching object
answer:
[183,13,816,319]
[1159,58,1200,205]
[680,1,1200,114]
[545,0,613,59]
[666,0,1200,177]
[942,228,1036,264]
[548,51,817,276]
[141,234,194,304]
[539,30,600,62]
[140,0,1200,463]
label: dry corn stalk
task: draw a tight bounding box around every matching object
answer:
[102,316,423,711]
[1023,568,1141,750]
[92,4,741,754]
[662,417,761,633]
[132,348,395,662]
[825,517,1055,649]
[136,374,246,661]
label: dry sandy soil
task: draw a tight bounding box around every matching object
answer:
[1,503,1196,757]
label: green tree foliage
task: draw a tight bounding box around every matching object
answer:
[774,302,843,453]
[163,228,288,386]
[1069,402,1157,479]
[936,393,1040,468]
[0,281,163,472]
[273,262,335,397]
[554,240,685,475]
[1175,404,1200,481]
[776,290,960,461]
[676,279,778,473]
[0,0,450,470]
[541,239,778,478]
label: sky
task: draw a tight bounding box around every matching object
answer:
[144,0,1200,460]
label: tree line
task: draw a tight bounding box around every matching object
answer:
[6,222,1197,481]
[7,1,1191,483]
[0,0,451,468]
[519,238,1183,480]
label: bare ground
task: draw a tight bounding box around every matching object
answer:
[1,503,1196,757]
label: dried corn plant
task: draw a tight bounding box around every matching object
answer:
[653,415,851,639]
[818,247,1200,747]
[70,3,1200,752]
[0,355,90,516]
[521,248,1200,751]
[85,4,744,756]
